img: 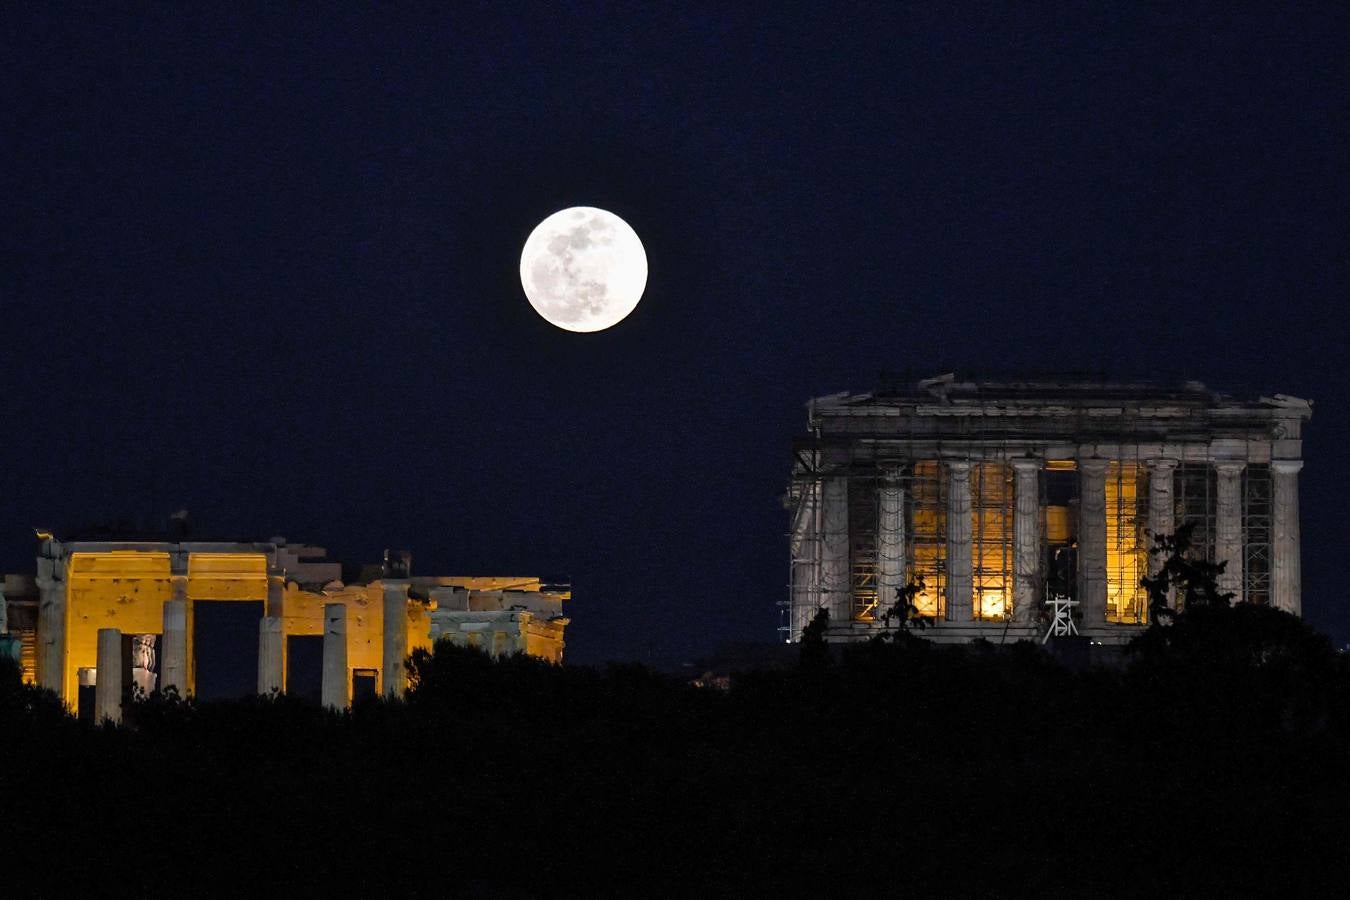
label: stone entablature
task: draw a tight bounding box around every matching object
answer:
[787,376,1312,646]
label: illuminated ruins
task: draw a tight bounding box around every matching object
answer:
[785,375,1312,644]
[0,537,568,720]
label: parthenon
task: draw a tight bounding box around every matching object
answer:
[785,375,1312,644]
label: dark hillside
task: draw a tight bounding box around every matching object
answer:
[3,608,1348,895]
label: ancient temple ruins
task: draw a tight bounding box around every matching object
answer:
[0,537,569,721]
[785,375,1312,644]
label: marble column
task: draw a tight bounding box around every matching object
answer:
[160,599,188,695]
[382,581,410,698]
[875,470,906,622]
[945,462,973,623]
[1011,459,1042,626]
[820,476,851,625]
[1077,458,1108,627]
[267,574,285,618]
[257,616,284,695]
[95,628,123,725]
[321,603,348,710]
[1145,459,1177,573]
[1214,461,1247,602]
[789,479,819,638]
[36,553,68,698]
[1272,460,1303,615]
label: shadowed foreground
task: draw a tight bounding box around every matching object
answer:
[3,605,1349,895]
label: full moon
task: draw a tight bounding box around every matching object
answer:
[519,206,648,332]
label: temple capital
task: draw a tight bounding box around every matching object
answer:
[1078,457,1109,475]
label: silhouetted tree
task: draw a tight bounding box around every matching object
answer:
[799,607,831,670]
[0,653,68,727]
[1139,522,1232,625]
[876,575,931,642]
[1131,525,1347,738]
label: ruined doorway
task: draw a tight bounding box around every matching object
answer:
[286,635,322,703]
[76,667,96,723]
[193,601,263,701]
[352,668,377,704]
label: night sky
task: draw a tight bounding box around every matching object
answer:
[3,5,1347,664]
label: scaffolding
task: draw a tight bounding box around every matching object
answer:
[1175,463,1216,565]
[785,378,1306,643]
[787,444,1037,634]
[908,461,947,619]
[848,475,879,621]
[1105,459,1149,624]
[783,447,820,642]
[1243,465,1273,605]
[971,462,1014,621]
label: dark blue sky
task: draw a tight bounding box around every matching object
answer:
[2,4,1347,663]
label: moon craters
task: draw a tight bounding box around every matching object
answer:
[520,207,647,333]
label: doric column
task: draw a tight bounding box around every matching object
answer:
[1214,461,1246,603]
[257,616,284,695]
[875,470,906,623]
[95,628,123,725]
[382,581,410,698]
[1271,460,1303,615]
[1011,459,1042,626]
[788,478,819,638]
[944,462,973,623]
[1077,458,1108,627]
[820,476,851,625]
[160,599,188,695]
[321,603,348,710]
[1145,459,1178,573]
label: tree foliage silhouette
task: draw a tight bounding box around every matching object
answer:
[1139,521,1233,625]
[799,607,831,670]
[876,575,931,642]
